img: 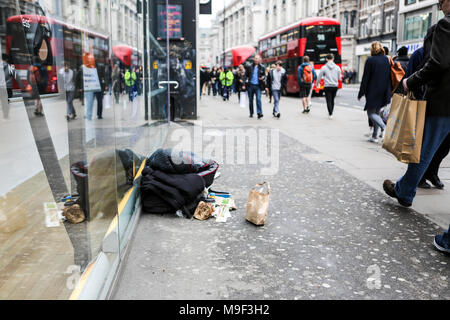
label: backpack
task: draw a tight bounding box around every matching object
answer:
[388,56,405,94]
[302,65,313,83]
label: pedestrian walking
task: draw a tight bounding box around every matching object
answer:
[220,67,234,101]
[136,65,143,96]
[206,67,212,96]
[316,53,342,119]
[210,66,219,97]
[112,62,121,104]
[2,54,15,99]
[306,62,316,110]
[59,62,76,120]
[217,67,223,97]
[384,0,450,253]
[266,61,287,118]
[124,67,137,102]
[1,53,16,119]
[245,54,266,119]
[236,64,247,105]
[358,42,391,143]
[265,65,275,103]
[95,88,104,119]
[200,67,208,98]
[297,56,316,114]
[405,24,449,191]
[393,46,410,95]
[27,56,48,117]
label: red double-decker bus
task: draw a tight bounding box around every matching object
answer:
[258,17,342,96]
[5,14,111,96]
[222,45,256,68]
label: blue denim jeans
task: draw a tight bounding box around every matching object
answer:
[85,91,95,120]
[272,90,280,113]
[395,116,450,204]
[248,84,262,116]
[367,110,386,139]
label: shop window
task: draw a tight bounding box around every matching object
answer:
[404,12,432,41]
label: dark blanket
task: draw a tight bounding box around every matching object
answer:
[148,148,219,188]
[141,166,206,218]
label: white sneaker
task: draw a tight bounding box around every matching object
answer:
[365,128,373,137]
[368,137,379,143]
[328,115,333,120]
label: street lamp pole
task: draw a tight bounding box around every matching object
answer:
[223,0,226,68]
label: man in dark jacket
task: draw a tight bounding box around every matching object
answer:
[383,0,450,253]
[245,54,266,119]
[407,26,450,191]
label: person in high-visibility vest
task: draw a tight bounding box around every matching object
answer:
[124,67,137,102]
[219,67,234,101]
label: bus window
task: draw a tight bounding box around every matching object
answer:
[302,25,341,65]
[287,31,293,41]
[281,32,287,44]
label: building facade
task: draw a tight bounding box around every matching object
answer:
[216,0,265,51]
[41,0,142,49]
[397,0,445,55]
[262,0,319,35]
[318,0,358,70]
[198,27,212,66]
[356,0,399,81]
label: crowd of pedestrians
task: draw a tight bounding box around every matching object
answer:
[197,0,450,253]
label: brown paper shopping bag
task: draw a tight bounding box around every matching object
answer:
[245,182,270,226]
[382,93,426,164]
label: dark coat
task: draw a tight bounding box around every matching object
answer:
[358,54,392,112]
[236,72,247,92]
[407,15,450,117]
[245,63,266,90]
[407,47,425,99]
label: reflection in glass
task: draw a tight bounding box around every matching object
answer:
[0,0,169,300]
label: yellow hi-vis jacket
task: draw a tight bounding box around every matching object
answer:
[219,71,234,87]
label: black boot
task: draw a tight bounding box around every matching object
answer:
[427,174,444,189]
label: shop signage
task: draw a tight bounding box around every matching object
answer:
[405,43,422,55]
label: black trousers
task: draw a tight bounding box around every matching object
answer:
[324,87,338,116]
[95,91,103,118]
[424,133,450,179]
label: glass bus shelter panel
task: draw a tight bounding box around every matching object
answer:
[0,0,121,300]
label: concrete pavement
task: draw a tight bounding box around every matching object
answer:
[112,91,450,300]
[199,88,450,229]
